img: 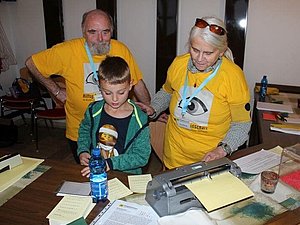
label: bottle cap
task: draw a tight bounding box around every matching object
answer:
[92,147,101,157]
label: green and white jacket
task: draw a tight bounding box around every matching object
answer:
[77,99,151,174]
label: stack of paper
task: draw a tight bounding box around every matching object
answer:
[47,195,95,225]
[270,123,300,135]
[256,101,294,113]
[0,156,44,192]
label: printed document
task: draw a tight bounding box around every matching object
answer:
[128,174,152,193]
[107,178,133,201]
[233,148,282,174]
[47,195,95,225]
[90,199,159,225]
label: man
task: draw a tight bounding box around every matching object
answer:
[25,9,151,163]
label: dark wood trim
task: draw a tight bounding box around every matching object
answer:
[225,0,248,69]
[156,0,178,92]
[42,0,65,48]
[96,0,117,39]
[256,83,300,94]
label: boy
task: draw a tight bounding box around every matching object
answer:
[78,56,151,175]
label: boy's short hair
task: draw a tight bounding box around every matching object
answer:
[98,56,131,84]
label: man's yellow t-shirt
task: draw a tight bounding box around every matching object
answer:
[32,38,143,141]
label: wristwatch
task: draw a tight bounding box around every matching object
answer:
[217,142,232,155]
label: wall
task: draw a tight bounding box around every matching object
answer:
[244,0,300,100]
[117,0,157,97]
[62,0,95,40]
[0,0,299,102]
[177,0,225,55]
[0,0,46,96]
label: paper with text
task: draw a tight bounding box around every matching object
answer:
[90,199,159,225]
[108,178,133,201]
[185,172,253,212]
[128,174,152,193]
[47,195,95,224]
[233,148,282,174]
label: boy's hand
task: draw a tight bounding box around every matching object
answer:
[81,166,90,178]
[79,152,91,166]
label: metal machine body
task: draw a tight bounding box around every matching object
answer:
[145,157,241,217]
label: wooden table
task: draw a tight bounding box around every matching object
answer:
[0,158,127,225]
[1,83,300,224]
[0,148,298,225]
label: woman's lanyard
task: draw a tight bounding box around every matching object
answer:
[84,42,98,81]
[181,59,222,116]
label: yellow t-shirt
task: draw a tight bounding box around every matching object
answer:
[163,54,251,169]
[32,38,143,141]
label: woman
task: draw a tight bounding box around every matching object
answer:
[139,16,251,169]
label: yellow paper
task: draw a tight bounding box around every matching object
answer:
[185,172,253,212]
[269,145,283,155]
[47,195,94,223]
[108,178,133,201]
[0,156,44,192]
[128,174,152,193]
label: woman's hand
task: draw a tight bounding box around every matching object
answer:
[202,146,227,162]
[135,102,155,116]
[157,112,169,123]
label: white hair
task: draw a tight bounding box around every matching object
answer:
[188,16,234,62]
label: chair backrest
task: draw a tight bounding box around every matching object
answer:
[149,121,166,163]
[19,67,32,80]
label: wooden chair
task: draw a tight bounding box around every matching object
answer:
[149,120,166,171]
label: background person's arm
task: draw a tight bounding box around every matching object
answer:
[25,57,66,104]
[133,79,151,105]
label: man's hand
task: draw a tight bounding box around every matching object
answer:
[202,146,227,162]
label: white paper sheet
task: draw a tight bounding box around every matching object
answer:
[256,101,294,113]
[233,149,281,174]
[90,199,159,225]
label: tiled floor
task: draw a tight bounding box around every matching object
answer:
[0,118,163,174]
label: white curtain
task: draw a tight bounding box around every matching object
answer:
[0,20,17,73]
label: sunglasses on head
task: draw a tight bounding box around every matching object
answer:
[195,18,226,36]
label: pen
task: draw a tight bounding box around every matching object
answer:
[276,114,287,122]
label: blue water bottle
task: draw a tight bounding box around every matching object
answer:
[259,75,268,101]
[89,148,108,203]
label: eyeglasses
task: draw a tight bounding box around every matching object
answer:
[195,18,226,36]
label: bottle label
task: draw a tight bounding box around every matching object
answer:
[90,173,108,200]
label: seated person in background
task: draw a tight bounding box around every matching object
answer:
[137,16,251,169]
[78,56,151,175]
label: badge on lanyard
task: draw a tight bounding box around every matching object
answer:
[85,42,98,81]
[181,59,222,117]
